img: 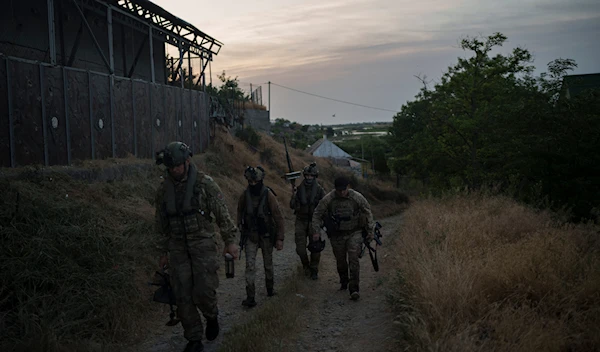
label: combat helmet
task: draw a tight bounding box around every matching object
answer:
[303,162,318,177]
[244,165,265,182]
[156,141,192,168]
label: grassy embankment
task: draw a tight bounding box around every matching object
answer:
[0,127,407,351]
[387,193,600,351]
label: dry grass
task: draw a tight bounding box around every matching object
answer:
[217,267,305,352]
[198,129,408,222]
[0,167,161,351]
[387,193,600,351]
[0,127,406,350]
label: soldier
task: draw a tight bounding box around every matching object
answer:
[155,141,239,352]
[311,176,375,301]
[290,162,326,280]
[237,166,285,308]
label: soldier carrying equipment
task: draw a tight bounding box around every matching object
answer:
[359,222,383,272]
[148,267,181,326]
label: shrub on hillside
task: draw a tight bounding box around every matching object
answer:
[235,126,261,148]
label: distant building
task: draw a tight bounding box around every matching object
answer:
[306,135,352,158]
[306,135,362,176]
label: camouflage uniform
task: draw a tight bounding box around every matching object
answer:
[290,180,325,275]
[155,163,238,342]
[237,185,285,300]
[312,189,375,295]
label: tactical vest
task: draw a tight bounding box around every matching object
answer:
[162,165,211,237]
[295,181,320,218]
[328,196,360,232]
[243,186,273,237]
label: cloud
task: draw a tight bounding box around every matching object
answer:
[156,0,600,123]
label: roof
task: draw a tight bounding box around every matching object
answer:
[306,138,352,158]
[561,73,600,99]
[101,0,223,59]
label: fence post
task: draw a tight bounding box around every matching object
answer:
[132,79,137,157]
[6,59,15,167]
[40,65,49,166]
[63,67,71,165]
[110,75,116,158]
[88,71,95,159]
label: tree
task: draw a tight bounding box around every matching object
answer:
[326,127,334,138]
[389,32,600,220]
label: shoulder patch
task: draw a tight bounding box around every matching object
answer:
[217,192,224,200]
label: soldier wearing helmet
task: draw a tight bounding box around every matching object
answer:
[311,175,375,301]
[155,141,239,352]
[237,165,285,308]
[290,162,326,280]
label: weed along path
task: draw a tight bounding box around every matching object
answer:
[129,214,402,352]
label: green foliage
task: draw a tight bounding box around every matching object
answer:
[326,127,334,138]
[337,136,391,174]
[390,32,600,220]
[236,126,262,148]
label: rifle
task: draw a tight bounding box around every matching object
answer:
[148,267,181,326]
[359,221,383,272]
[283,137,301,189]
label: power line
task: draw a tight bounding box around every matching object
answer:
[269,82,400,113]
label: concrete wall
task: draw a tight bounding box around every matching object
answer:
[244,109,270,132]
[0,0,166,83]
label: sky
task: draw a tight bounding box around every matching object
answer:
[153,0,600,125]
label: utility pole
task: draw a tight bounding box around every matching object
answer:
[268,81,271,111]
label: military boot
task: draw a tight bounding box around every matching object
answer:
[303,265,311,277]
[205,318,219,341]
[243,285,257,307]
[350,291,360,301]
[310,268,318,280]
[266,279,276,297]
[183,340,204,352]
[242,297,257,307]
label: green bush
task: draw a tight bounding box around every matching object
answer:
[235,126,261,148]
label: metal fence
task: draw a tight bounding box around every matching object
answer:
[0,55,210,168]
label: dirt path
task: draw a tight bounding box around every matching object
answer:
[128,222,301,352]
[283,215,401,352]
[128,214,402,352]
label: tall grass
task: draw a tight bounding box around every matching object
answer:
[0,128,407,350]
[387,193,600,351]
[0,168,160,351]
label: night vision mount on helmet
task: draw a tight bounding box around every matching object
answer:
[303,162,319,177]
[155,141,192,168]
[244,165,266,181]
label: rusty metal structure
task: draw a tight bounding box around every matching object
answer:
[0,0,224,168]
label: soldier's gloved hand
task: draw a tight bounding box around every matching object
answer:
[275,239,283,251]
[158,254,169,270]
[224,243,240,260]
[312,233,320,242]
[366,232,375,242]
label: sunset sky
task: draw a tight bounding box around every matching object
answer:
[153,0,600,125]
